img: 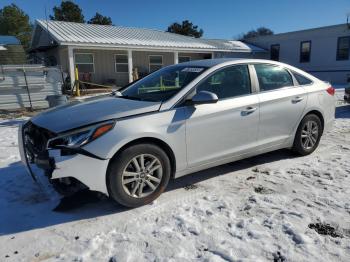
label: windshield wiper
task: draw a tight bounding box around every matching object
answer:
[110,91,142,101]
[120,95,142,101]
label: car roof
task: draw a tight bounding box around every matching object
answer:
[178,58,240,67]
[178,58,319,80]
[178,58,281,67]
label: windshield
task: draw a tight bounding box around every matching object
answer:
[120,64,208,102]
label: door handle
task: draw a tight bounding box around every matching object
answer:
[292,96,304,103]
[241,107,257,116]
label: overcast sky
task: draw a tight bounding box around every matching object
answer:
[2,0,349,39]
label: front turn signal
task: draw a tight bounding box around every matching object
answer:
[92,123,114,140]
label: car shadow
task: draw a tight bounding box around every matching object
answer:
[167,149,295,191]
[335,104,350,119]
[0,119,26,127]
[0,149,296,235]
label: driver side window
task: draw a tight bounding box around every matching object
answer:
[196,65,251,100]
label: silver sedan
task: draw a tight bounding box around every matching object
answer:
[19,59,335,207]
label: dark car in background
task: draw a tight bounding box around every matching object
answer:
[344,87,350,103]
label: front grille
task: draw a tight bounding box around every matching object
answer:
[23,121,56,165]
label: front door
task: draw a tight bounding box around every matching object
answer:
[185,64,260,168]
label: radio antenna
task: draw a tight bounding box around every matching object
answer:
[44,5,53,44]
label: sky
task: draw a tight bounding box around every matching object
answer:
[1,0,349,39]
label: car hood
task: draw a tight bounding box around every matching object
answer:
[31,95,161,133]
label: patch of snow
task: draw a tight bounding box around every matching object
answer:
[0,106,350,261]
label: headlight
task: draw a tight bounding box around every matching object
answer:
[47,120,115,149]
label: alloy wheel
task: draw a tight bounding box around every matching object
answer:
[301,120,319,150]
[121,154,163,198]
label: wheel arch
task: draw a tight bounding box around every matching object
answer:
[107,137,177,179]
[302,109,325,134]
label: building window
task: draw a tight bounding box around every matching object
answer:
[179,56,191,63]
[115,54,128,73]
[300,41,311,63]
[149,55,163,72]
[74,53,94,73]
[337,36,350,61]
[270,44,280,61]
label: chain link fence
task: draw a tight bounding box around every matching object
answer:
[0,65,65,110]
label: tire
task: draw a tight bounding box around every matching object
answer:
[292,114,323,156]
[107,143,171,207]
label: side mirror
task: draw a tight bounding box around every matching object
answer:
[190,91,218,105]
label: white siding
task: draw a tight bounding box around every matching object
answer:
[247,24,350,84]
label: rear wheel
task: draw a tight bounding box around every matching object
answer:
[107,143,171,207]
[292,114,322,156]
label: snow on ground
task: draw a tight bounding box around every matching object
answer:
[0,105,350,262]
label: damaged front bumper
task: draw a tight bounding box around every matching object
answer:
[18,121,110,195]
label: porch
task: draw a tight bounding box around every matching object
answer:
[61,47,213,89]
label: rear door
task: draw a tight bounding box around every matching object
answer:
[253,64,307,147]
[184,64,260,167]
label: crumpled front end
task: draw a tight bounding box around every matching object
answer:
[18,121,109,195]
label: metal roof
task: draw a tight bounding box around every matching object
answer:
[202,39,266,52]
[34,20,266,53]
[245,23,349,40]
[0,35,21,45]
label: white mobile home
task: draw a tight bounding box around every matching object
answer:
[246,23,350,85]
[30,20,266,88]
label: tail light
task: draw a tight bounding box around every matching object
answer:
[326,86,335,96]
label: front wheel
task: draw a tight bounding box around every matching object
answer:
[292,114,323,156]
[107,143,171,207]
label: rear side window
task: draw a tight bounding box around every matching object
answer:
[254,64,293,91]
[196,65,251,99]
[292,72,313,85]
